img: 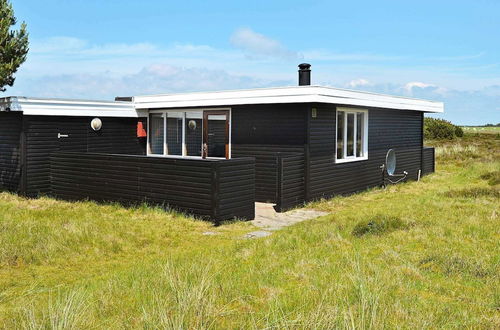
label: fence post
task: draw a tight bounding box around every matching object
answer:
[211,161,220,224]
[276,153,284,212]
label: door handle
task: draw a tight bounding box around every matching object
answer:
[58,133,69,138]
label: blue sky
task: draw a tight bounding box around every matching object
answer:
[5,0,500,124]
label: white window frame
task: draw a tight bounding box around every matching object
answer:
[147,108,231,159]
[335,107,368,163]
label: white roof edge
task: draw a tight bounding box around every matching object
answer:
[133,85,444,113]
[0,96,146,117]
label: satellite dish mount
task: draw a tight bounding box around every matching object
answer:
[380,149,408,188]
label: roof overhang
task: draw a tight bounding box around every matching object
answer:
[0,96,146,117]
[133,85,444,113]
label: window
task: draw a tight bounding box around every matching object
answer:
[149,113,164,155]
[335,108,368,162]
[147,109,230,159]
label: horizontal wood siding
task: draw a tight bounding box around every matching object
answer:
[276,153,305,212]
[0,112,22,192]
[308,105,424,199]
[217,159,255,220]
[50,153,254,222]
[25,116,146,196]
[232,145,304,203]
[422,147,435,175]
[231,104,307,203]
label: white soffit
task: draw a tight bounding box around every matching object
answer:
[0,97,146,117]
[133,85,444,113]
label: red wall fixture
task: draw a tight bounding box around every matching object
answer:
[137,121,147,137]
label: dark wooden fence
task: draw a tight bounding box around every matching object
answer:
[275,153,305,212]
[422,147,435,175]
[232,145,304,203]
[50,152,255,223]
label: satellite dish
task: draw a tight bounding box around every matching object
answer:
[385,149,396,176]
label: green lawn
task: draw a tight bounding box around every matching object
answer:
[0,133,499,329]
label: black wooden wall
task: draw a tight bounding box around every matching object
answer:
[307,104,424,200]
[422,147,435,175]
[50,153,255,222]
[0,112,23,192]
[231,104,307,202]
[24,116,146,196]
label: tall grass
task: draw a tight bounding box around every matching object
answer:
[20,290,88,330]
[0,133,499,328]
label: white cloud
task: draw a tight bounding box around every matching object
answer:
[9,64,290,100]
[230,28,299,59]
[402,81,448,96]
[340,80,500,125]
[347,78,372,88]
[3,33,500,126]
[31,36,88,53]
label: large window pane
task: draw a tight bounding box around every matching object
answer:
[347,113,355,157]
[185,112,202,156]
[149,113,164,155]
[356,112,364,157]
[166,112,183,156]
[337,111,344,159]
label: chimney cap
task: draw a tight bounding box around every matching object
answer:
[298,63,311,70]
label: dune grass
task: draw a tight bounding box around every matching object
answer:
[0,133,499,328]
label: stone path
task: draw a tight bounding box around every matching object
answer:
[244,202,328,238]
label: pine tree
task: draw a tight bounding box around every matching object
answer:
[0,0,28,92]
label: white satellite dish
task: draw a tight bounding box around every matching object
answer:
[385,149,396,176]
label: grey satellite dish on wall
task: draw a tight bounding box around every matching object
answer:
[380,148,408,187]
[385,149,396,176]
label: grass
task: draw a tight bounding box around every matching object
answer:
[0,132,499,328]
[462,126,500,134]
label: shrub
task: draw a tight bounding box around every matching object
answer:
[424,117,463,140]
[454,125,464,137]
[352,215,411,237]
[445,187,500,198]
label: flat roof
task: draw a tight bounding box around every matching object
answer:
[0,85,444,116]
[133,85,444,113]
[0,96,145,117]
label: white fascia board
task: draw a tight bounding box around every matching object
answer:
[0,97,145,117]
[134,86,444,113]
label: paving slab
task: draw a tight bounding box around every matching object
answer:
[251,202,328,231]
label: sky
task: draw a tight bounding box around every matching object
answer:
[4,0,500,125]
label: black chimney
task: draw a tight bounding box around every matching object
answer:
[298,63,311,86]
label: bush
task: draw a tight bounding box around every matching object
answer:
[424,117,463,140]
[454,125,464,137]
[352,215,411,237]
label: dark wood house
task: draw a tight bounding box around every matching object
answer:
[0,65,442,222]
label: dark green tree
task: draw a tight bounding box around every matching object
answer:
[0,0,28,92]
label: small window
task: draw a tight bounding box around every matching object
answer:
[336,108,368,162]
[185,112,203,156]
[149,113,164,155]
[336,111,344,159]
[166,112,183,156]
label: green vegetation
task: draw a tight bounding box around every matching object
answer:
[424,117,464,140]
[0,133,499,328]
[0,0,29,92]
[463,126,500,134]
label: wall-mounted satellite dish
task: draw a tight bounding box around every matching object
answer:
[385,149,396,176]
[381,148,408,187]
